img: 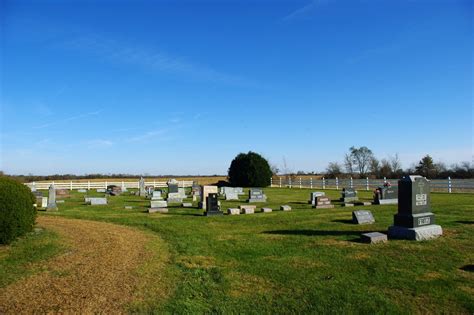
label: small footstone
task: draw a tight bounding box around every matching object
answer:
[242,207,255,214]
[182,202,193,207]
[124,206,133,209]
[361,232,387,244]
[280,205,291,211]
[148,208,169,213]
[227,208,240,215]
[261,208,272,213]
[343,203,354,207]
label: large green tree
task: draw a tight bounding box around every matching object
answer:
[415,155,438,178]
[228,152,272,187]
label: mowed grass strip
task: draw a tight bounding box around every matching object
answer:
[10,188,474,313]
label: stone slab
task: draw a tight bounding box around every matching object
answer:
[280,205,291,211]
[361,232,388,244]
[227,208,240,215]
[343,203,354,207]
[352,210,375,224]
[313,205,335,209]
[56,200,65,204]
[182,202,193,208]
[148,208,169,213]
[124,206,133,209]
[89,198,107,205]
[239,205,256,211]
[242,207,255,214]
[388,225,443,241]
[150,200,168,208]
[261,207,272,213]
[377,199,398,205]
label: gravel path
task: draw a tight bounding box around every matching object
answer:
[0,216,159,314]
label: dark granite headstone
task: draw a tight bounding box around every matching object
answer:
[388,175,442,240]
[168,183,178,194]
[205,193,223,216]
[340,188,358,203]
[374,185,398,205]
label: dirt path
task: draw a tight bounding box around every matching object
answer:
[0,216,166,314]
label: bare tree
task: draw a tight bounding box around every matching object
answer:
[389,154,402,173]
[326,162,342,178]
[347,146,375,177]
[380,159,392,178]
[344,153,354,175]
[369,157,380,177]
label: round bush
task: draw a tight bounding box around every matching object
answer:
[228,151,272,187]
[0,177,37,245]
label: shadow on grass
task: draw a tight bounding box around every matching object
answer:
[456,220,474,225]
[332,219,354,224]
[262,229,364,237]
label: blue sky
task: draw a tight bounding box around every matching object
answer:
[1,0,472,175]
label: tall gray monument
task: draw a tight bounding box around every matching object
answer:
[139,177,146,197]
[47,184,58,211]
[388,175,442,241]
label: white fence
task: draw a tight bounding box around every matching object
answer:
[270,177,474,193]
[26,180,194,190]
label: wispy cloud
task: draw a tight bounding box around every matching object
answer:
[34,110,102,129]
[126,129,169,143]
[282,0,327,22]
[60,35,260,88]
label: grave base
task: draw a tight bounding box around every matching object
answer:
[388,225,442,241]
[313,205,335,209]
[205,211,223,216]
[374,199,398,205]
[148,208,168,213]
[248,198,267,203]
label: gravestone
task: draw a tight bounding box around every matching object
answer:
[261,207,272,213]
[178,187,186,198]
[31,183,37,192]
[149,200,168,213]
[182,202,193,208]
[247,188,267,203]
[309,192,325,205]
[199,186,218,209]
[205,193,222,216]
[146,186,154,198]
[121,182,128,192]
[235,187,244,195]
[225,188,239,201]
[41,197,48,208]
[352,210,375,224]
[227,208,240,215]
[374,185,398,205]
[139,177,146,197]
[239,205,256,211]
[361,232,387,244]
[280,205,291,211]
[47,185,58,211]
[107,185,122,196]
[388,175,443,240]
[167,179,179,193]
[87,197,107,205]
[340,188,358,203]
[151,190,163,200]
[312,196,334,209]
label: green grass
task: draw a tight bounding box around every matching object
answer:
[13,188,474,313]
[0,228,66,288]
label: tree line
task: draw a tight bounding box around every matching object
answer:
[324,146,473,179]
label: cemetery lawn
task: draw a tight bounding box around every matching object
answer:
[2,188,473,314]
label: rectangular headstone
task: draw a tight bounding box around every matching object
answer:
[167,192,183,203]
[227,208,240,215]
[248,188,267,203]
[312,196,335,209]
[205,193,223,216]
[148,207,168,213]
[261,207,272,213]
[151,200,168,208]
[182,202,193,208]
[47,185,57,211]
[280,205,291,211]
[88,197,107,205]
[374,185,398,205]
[352,210,375,224]
[41,197,48,208]
[388,175,442,241]
[309,192,325,205]
[200,186,218,209]
[340,188,358,203]
[225,191,239,200]
[361,232,387,244]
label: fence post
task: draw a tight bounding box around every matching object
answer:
[350,177,353,189]
[289,177,292,188]
[310,178,313,189]
[279,177,282,188]
[323,177,326,189]
[299,177,302,189]
[366,177,369,191]
[448,177,452,193]
[88,181,90,190]
[105,181,108,189]
[384,177,387,184]
[336,177,339,190]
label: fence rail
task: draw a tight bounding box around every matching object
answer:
[270,177,474,193]
[25,180,194,190]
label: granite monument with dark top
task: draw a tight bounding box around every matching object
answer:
[340,188,358,203]
[247,188,267,203]
[374,184,398,205]
[388,175,442,240]
[205,193,223,216]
